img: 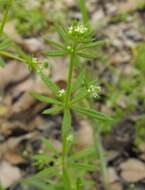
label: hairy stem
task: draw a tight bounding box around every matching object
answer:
[64,53,75,109]
[62,53,75,189]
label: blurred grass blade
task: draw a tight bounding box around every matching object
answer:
[55,24,69,42]
[78,40,107,50]
[47,50,66,57]
[0,50,24,62]
[31,166,57,179]
[45,38,65,49]
[70,147,96,161]
[79,0,89,26]
[43,106,62,115]
[71,68,85,92]
[71,88,88,104]
[38,69,60,95]
[23,167,58,188]
[30,91,62,105]
[72,106,112,121]
[42,138,58,153]
[62,109,71,139]
[33,153,55,168]
[70,163,97,172]
[0,38,12,50]
[77,51,97,59]
[26,181,55,190]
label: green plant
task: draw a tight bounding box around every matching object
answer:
[21,1,112,190]
[0,0,112,189]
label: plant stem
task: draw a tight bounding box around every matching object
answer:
[64,53,75,109]
[0,0,13,36]
[62,53,75,190]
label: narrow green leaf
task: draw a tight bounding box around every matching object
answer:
[38,69,60,95]
[23,166,58,188]
[77,51,97,59]
[74,55,82,69]
[62,109,71,139]
[71,88,88,104]
[72,106,112,121]
[78,40,107,50]
[27,181,55,190]
[31,166,57,179]
[30,91,61,105]
[70,147,96,161]
[45,39,65,49]
[71,68,85,92]
[47,50,66,57]
[33,154,54,168]
[42,106,62,115]
[42,138,58,153]
[70,163,97,172]
[0,38,11,50]
[55,24,69,42]
[0,50,24,62]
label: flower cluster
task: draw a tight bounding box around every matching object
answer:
[58,89,65,97]
[87,84,101,98]
[68,24,88,36]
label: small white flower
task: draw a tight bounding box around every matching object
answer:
[75,24,88,34]
[58,89,65,97]
[87,85,101,98]
[68,24,88,35]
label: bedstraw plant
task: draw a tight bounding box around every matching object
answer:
[23,1,112,190]
[0,0,112,189]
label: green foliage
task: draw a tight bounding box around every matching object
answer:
[24,20,111,189]
[0,0,13,67]
[15,8,47,36]
[19,0,112,189]
[134,43,145,73]
[0,0,13,35]
[37,69,60,94]
[72,106,112,122]
[0,0,112,189]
